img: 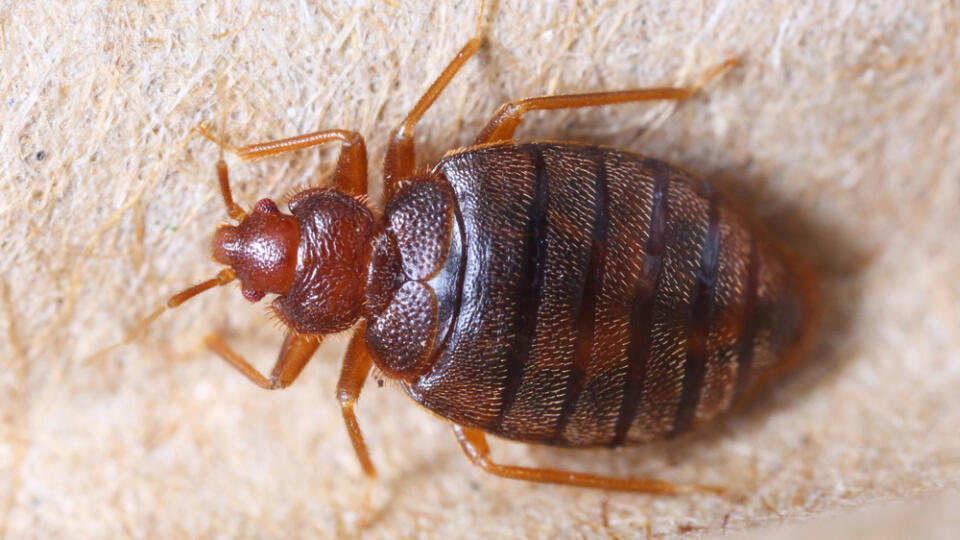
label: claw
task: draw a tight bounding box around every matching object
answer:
[193,122,240,155]
[691,57,740,93]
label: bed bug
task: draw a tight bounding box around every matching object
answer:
[164,5,819,495]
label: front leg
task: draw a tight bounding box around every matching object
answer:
[205,331,320,389]
[196,124,369,197]
[208,325,375,477]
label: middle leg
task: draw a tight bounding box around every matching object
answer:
[382,1,487,198]
[336,322,377,479]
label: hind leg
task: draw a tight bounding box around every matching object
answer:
[475,59,737,144]
[452,425,724,495]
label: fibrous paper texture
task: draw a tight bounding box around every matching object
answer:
[0,1,958,538]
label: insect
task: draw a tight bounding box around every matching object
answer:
[165,5,819,496]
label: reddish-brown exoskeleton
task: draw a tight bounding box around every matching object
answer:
[165,6,819,496]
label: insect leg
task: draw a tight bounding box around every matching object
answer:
[383,1,486,198]
[336,323,377,479]
[196,125,368,197]
[474,59,737,144]
[452,425,725,495]
[205,331,320,389]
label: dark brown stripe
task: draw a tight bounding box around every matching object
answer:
[493,146,550,428]
[611,166,670,446]
[550,149,609,442]
[732,237,759,399]
[670,186,721,437]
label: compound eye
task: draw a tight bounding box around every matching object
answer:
[254,198,280,213]
[242,285,266,303]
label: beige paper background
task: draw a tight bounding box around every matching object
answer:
[1,1,958,538]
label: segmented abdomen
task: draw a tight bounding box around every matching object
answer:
[405,142,817,447]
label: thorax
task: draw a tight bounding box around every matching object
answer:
[362,174,461,380]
